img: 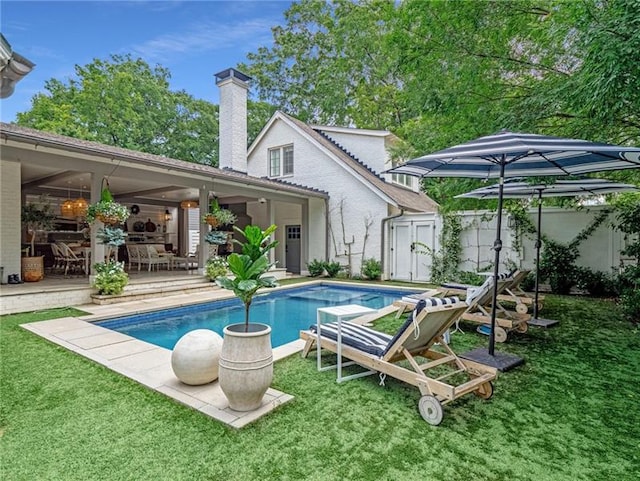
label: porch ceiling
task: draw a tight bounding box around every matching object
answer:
[2,125,327,207]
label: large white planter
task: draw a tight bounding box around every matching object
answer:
[218,323,273,412]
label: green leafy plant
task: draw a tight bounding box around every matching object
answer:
[92,260,128,295]
[539,240,580,295]
[575,268,619,297]
[21,195,56,256]
[361,258,382,280]
[307,259,325,277]
[324,261,342,277]
[205,256,228,281]
[216,224,279,331]
[96,226,127,247]
[202,198,237,227]
[205,230,229,245]
[86,180,130,225]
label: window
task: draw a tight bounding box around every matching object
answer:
[268,145,294,177]
[391,160,412,187]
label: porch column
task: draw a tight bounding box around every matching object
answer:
[301,199,309,276]
[89,173,105,279]
[198,187,209,273]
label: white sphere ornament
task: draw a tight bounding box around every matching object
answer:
[171,329,223,385]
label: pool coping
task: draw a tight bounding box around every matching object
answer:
[21,281,422,428]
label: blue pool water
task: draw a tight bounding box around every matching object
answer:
[96,284,416,349]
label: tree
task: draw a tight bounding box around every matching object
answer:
[241,0,404,129]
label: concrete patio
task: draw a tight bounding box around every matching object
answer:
[20,289,305,428]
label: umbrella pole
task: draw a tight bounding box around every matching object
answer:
[533,190,543,320]
[488,161,506,357]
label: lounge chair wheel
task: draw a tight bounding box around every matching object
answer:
[537,302,544,312]
[418,395,443,426]
[515,303,528,314]
[495,327,508,343]
[516,321,529,334]
[474,381,494,400]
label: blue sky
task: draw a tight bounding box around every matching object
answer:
[0,0,293,122]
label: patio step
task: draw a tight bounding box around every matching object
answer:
[91,277,220,305]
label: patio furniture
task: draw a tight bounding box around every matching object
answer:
[299,297,497,426]
[125,244,141,271]
[55,242,86,275]
[138,245,171,271]
[445,277,529,343]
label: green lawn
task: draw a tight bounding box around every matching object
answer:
[1,296,639,480]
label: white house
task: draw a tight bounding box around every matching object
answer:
[243,110,438,276]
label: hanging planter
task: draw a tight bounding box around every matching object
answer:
[86,179,130,226]
[201,198,237,228]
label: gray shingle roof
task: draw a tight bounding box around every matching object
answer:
[281,113,438,212]
[0,122,328,198]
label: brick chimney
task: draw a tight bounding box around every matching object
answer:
[215,68,251,172]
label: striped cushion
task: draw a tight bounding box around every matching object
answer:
[310,321,392,356]
[382,297,460,357]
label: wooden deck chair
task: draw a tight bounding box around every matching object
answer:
[453,276,530,342]
[300,298,498,426]
[497,270,544,313]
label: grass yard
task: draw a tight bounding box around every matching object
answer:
[1,296,639,480]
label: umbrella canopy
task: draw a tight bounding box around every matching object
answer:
[457,178,639,323]
[387,131,640,371]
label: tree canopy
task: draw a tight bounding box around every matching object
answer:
[242,0,640,204]
[14,1,639,205]
[16,54,275,166]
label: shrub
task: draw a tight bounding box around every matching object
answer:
[619,289,640,323]
[361,258,382,280]
[324,261,342,277]
[205,256,228,281]
[539,241,580,295]
[575,268,618,297]
[519,271,536,292]
[454,271,484,286]
[92,260,128,295]
[307,259,325,277]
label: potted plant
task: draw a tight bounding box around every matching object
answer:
[202,198,237,228]
[86,179,130,296]
[215,224,279,411]
[21,195,56,282]
[86,179,130,226]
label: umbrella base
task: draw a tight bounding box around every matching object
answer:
[527,317,560,328]
[460,347,524,372]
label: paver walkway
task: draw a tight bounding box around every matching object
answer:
[22,289,304,428]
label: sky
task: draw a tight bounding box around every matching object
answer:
[0,0,293,122]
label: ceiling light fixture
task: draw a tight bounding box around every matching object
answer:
[180,200,198,209]
[60,181,75,218]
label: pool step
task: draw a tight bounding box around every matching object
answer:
[91,277,219,305]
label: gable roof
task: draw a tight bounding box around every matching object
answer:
[0,122,328,199]
[249,111,438,213]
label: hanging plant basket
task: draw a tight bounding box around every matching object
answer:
[204,214,220,228]
[86,178,130,225]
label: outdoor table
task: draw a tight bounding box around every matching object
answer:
[316,304,377,383]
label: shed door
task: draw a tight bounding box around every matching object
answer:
[391,220,435,282]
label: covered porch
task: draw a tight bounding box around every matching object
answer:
[0,123,329,297]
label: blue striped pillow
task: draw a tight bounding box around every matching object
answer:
[310,321,392,356]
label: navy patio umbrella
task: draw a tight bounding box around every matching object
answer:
[457,178,639,327]
[387,130,640,371]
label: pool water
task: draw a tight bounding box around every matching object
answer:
[97,284,416,349]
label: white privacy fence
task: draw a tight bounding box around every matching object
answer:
[390,205,630,281]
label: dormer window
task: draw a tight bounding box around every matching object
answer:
[269,145,294,178]
[391,159,412,188]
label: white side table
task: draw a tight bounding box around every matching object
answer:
[316,304,377,383]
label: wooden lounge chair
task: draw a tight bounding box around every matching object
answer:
[441,270,543,314]
[449,276,530,342]
[300,297,498,426]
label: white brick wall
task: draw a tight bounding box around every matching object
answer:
[0,160,21,283]
[247,118,388,274]
[218,76,249,172]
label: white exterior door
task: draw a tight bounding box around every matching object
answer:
[391,219,436,282]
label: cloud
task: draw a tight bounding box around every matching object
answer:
[129,17,275,62]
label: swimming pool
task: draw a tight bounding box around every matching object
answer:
[96,283,417,349]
